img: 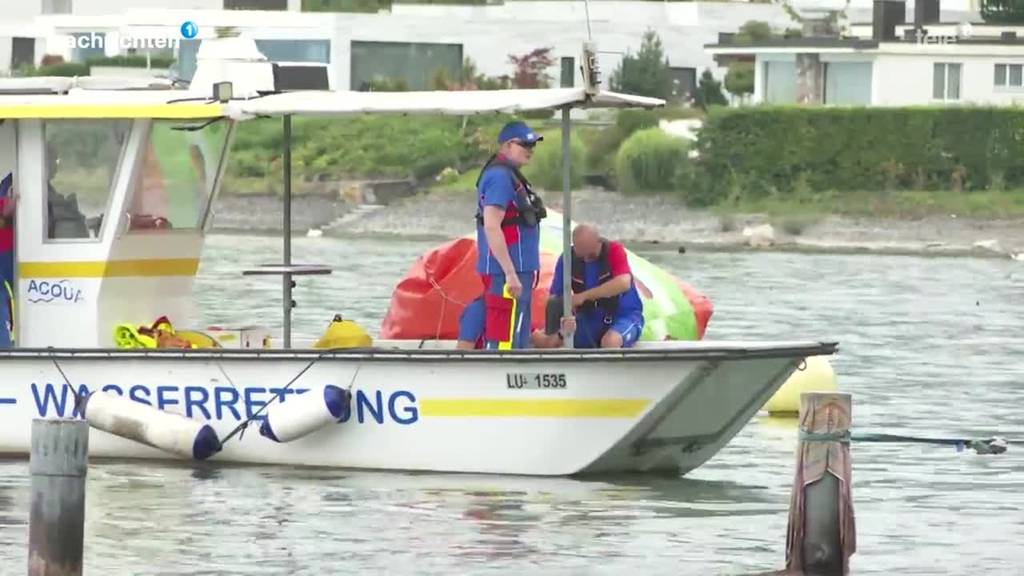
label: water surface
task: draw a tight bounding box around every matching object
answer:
[1,235,1022,575]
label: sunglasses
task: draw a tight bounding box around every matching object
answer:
[512,140,536,150]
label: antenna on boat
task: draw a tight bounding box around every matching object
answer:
[580,0,599,96]
[583,0,593,42]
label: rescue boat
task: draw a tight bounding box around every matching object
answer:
[0,38,837,476]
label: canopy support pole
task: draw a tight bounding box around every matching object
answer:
[283,114,293,349]
[560,106,575,349]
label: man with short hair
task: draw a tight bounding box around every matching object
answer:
[469,120,547,350]
[532,224,644,349]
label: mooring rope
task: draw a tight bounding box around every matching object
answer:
[49,353,84,416]
[220,351,360,445]
[799,429,1019,455]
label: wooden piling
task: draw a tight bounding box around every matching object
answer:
[28,418,88,576]
[785,392,855,576]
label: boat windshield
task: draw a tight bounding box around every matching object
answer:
[44,119,131,241]
[126,119,230,232]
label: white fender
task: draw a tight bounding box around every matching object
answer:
[259,385,350,443]
[81,390,222,460]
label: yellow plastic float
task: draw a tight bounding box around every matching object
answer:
[762,355,837,415]
[315,315,373,349]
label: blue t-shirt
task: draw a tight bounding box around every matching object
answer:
[475,166,540,275]
[549,247,644,318]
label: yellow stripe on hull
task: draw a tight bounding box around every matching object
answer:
[420,398,650,419]
[19,258,200,278]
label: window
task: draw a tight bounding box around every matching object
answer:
[824,62,872,105]
[126,120,230,232]
[350,41,462,91]
[560,57,575,88]
[669,67,697,102]
[11,38,35,71]
[764,61,796,104]
[994,63,1024,88]
[254,39,331,64]
[933,62,961,100]
[69,33,105,63]
[44,120,131,241]
[42,0,71,14]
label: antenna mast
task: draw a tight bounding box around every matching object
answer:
[580,0,600,95]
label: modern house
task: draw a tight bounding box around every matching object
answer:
[0,0,960,99]
[705,0,1024,106]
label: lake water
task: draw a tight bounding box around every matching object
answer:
[2,234,1023,575]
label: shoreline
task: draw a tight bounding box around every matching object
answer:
[209,189,1024,261]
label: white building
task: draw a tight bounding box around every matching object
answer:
[2,0,979,101]
[705,0,1024,106]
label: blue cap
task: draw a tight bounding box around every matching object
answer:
[498,121,543,146]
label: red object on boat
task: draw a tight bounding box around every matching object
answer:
[379,237,712,341]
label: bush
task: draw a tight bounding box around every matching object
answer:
[524,131,586,191]
[615,127,690,195]
[26,62,90,77]
[694,106,1024,204]
[225,115,504,185]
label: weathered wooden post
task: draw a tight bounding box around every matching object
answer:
[28,418,88,576]
[785,392,855,576]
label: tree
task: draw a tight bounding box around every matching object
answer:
[508,48,555,89]
[693,69,728,110]
[609,29,671,100]
[735,20,773,43]
[724,61,755,97]
[723,20,770,99]
[981,0,1024,22]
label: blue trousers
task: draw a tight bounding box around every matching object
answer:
[0,290,10,349]
[0,251,11,348]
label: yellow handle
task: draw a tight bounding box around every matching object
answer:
[497,282,517,350]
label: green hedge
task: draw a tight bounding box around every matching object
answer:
[225,114,513,189]
[615,127,691,194]
[694,106,1024,204]
[524,130,586,191]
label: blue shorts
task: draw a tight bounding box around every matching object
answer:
[574,312,644,349]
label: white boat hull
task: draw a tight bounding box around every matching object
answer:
[0,342,836,476]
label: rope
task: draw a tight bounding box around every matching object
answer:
[49,353,83,416]
[798,429,1017,455]
[220,350,358,445]
[429,278,472,342]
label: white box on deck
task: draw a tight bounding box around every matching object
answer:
[205,326,272,349]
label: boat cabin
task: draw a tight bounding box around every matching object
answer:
[0,87,234,348]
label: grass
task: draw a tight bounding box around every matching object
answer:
[712,189,1024,220]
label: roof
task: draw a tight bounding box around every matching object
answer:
[225,88,665,119]
[705,38,881,54]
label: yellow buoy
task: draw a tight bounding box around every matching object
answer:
[763,355,837,416]
[314,315,373,349]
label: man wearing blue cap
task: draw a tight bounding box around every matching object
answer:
[465,120,547,350]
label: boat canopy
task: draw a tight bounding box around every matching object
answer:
[0,78,225,120]
[226,88,665,119]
